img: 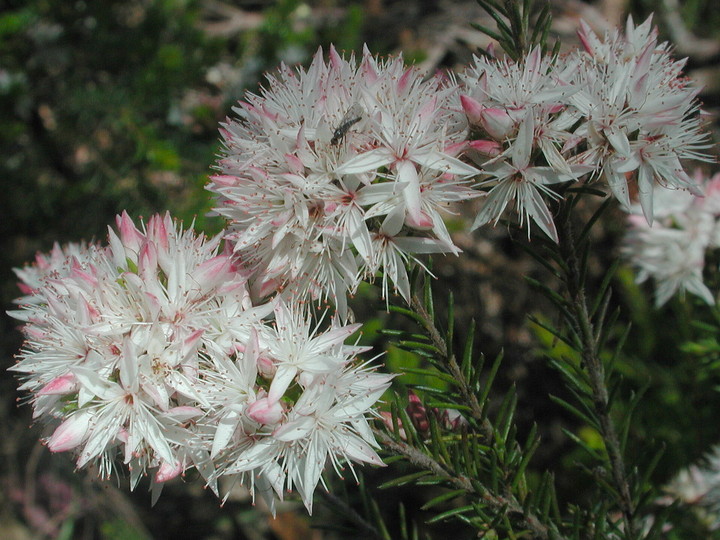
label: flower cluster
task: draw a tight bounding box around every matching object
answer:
[9,212,391,512]
[461,16,710,241]
[622,172,720,307]
[208,46,478,315]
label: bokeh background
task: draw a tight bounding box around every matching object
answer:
[3,1,720,538]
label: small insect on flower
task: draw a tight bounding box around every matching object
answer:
[330,102,365,145]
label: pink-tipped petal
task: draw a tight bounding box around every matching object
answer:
[116,211,145,254]
[39,374,77,396]
[468,139,502,157]
[480,107,514,141]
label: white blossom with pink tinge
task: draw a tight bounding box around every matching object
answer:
[198,300,392,513]
[10,213,391,511]
[208,45,478,314]
[10,212,259,492]
[622,172,720,307]
[568,16,711,222]
[461,17,710,241]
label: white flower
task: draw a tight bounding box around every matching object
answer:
[263,302,365,402]
[10,214,391,511]
[664,444,720,529]
[215,357,392,513]
[462,46,577,124]
[461,48,590,240]
[9,212,267,492]
[11,240,98,314]
[622,179,718,307]
[570,16,711,223]
[461,18,710,240]
[471,112,587,241]
[209,45,478,313]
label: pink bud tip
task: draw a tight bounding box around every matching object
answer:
[246,397,284,425]
[155,460,183,483]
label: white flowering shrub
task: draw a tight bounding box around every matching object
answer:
[9,2,720,538]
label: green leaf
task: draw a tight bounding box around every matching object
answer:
[400,367,458,385]
[378,470,432,489]
[469,22,503,42]
[478,352,504,418]
[562,428,606,462]
[428,413,452,465]
[461,319,477,380]
[548,394,596,427]
[389,304,426,324]
[410,385,457,397]
[425,505,475,524]
[512,423,539,490]
[425,402,473,412]
[398,340,440,353]
[368,496,393,540]
[421,489,467,510]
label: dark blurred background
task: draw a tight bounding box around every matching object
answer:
[3,1,720,538]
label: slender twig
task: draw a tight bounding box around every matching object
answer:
[384,288,561,538]
[558,215,636,536]
[408,294,494,442]
[373,428,553,539]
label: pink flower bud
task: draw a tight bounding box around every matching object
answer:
[380,411,407,440]
[246,397,284,425]
[460,94,484,125]
[407,391,429,435]
[147,213,170,252]
[47,411,91,453]
[461,96,514,140]
[441,409,468,431]
[478,107,514,140]
[116,211,145,254]
[257,355,276,378]
[17,282,34,295]
[155,460,183,483]
[138,241,158,279]
[468,139,502,158]
[405,209,434,230]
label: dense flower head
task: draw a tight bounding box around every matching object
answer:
[569,15,711,221]
[460,16,710,241]
[9,212,390,512]
[622,172,720,306]
[208,45,478,314]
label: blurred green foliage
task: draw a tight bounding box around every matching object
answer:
[0,0,222,251]
[635,0,720,38]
